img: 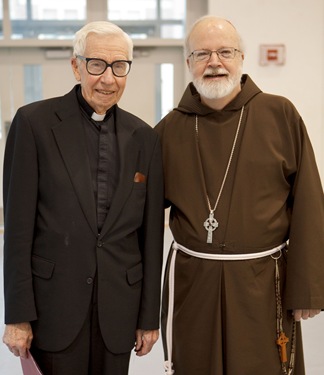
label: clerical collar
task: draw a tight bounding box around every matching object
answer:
[91,112,106,121]
[76,85,113,122]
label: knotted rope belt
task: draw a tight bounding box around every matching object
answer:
[164,241,295,375]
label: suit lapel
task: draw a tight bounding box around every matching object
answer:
[51,91,98,236]
[51,93,140,238]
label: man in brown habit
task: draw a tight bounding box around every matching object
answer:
[155,15,324,375]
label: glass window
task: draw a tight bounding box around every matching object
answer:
[108,0,156,20]
[9,0,86,39]
[156,63,174,122]
[108,0,185,39]
[0,0,3,38]
[161,0,185,20]
[9,0,27,19]
[30,0,84,20]
[161,24,183,39]
[24,65,43,104]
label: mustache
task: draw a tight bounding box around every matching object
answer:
[203,68,229,77]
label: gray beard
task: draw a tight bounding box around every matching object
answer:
[193,67,242,100]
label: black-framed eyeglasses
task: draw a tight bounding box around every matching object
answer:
[76,55,132,77]
[188,48,241,62]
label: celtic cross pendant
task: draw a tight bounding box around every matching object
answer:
[203,211,219,244]
[276,331,289,363]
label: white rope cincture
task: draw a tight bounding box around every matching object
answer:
[164,241,286,374]
[164,243,177,375]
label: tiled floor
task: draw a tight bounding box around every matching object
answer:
[1,228,324,374]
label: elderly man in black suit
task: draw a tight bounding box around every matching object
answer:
[2,21,164,375]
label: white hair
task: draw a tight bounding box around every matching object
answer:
[73,21,133,60]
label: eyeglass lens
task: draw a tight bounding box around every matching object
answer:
[87,59,130,76]
[192,48,238,62]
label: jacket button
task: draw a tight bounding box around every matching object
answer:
[97,241,103,248]
[86,277,93,284]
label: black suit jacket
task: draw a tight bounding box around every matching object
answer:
[3,86,164,353]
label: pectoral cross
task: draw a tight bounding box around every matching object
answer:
[276,331,289,363]
[204,211,219,244]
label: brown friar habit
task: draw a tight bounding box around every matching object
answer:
[155,75,324,375]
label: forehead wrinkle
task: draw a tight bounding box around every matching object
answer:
[84,34,129,61]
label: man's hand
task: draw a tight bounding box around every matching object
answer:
[293,309,321,321]
[2,322,33,358]
[134,329,159,356]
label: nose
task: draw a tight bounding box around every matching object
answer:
[208,51,222,65]
[100,66,115,83]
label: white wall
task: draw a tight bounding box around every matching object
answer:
[208,0,324,182]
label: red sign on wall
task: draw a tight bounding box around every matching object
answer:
[260,44,285,65]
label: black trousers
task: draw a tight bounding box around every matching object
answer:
[30,279,131,375]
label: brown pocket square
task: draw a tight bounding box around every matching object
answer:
[134,172,146,183]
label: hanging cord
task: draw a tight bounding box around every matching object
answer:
[164,245,177,375]
[163,242,286,374]
[272,251,296,375]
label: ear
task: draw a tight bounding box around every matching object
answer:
[71,57,81,81]
[186,58,191,70]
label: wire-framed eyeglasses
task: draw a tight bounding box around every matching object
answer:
[189,48,241,62]
[76,55,132,77]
